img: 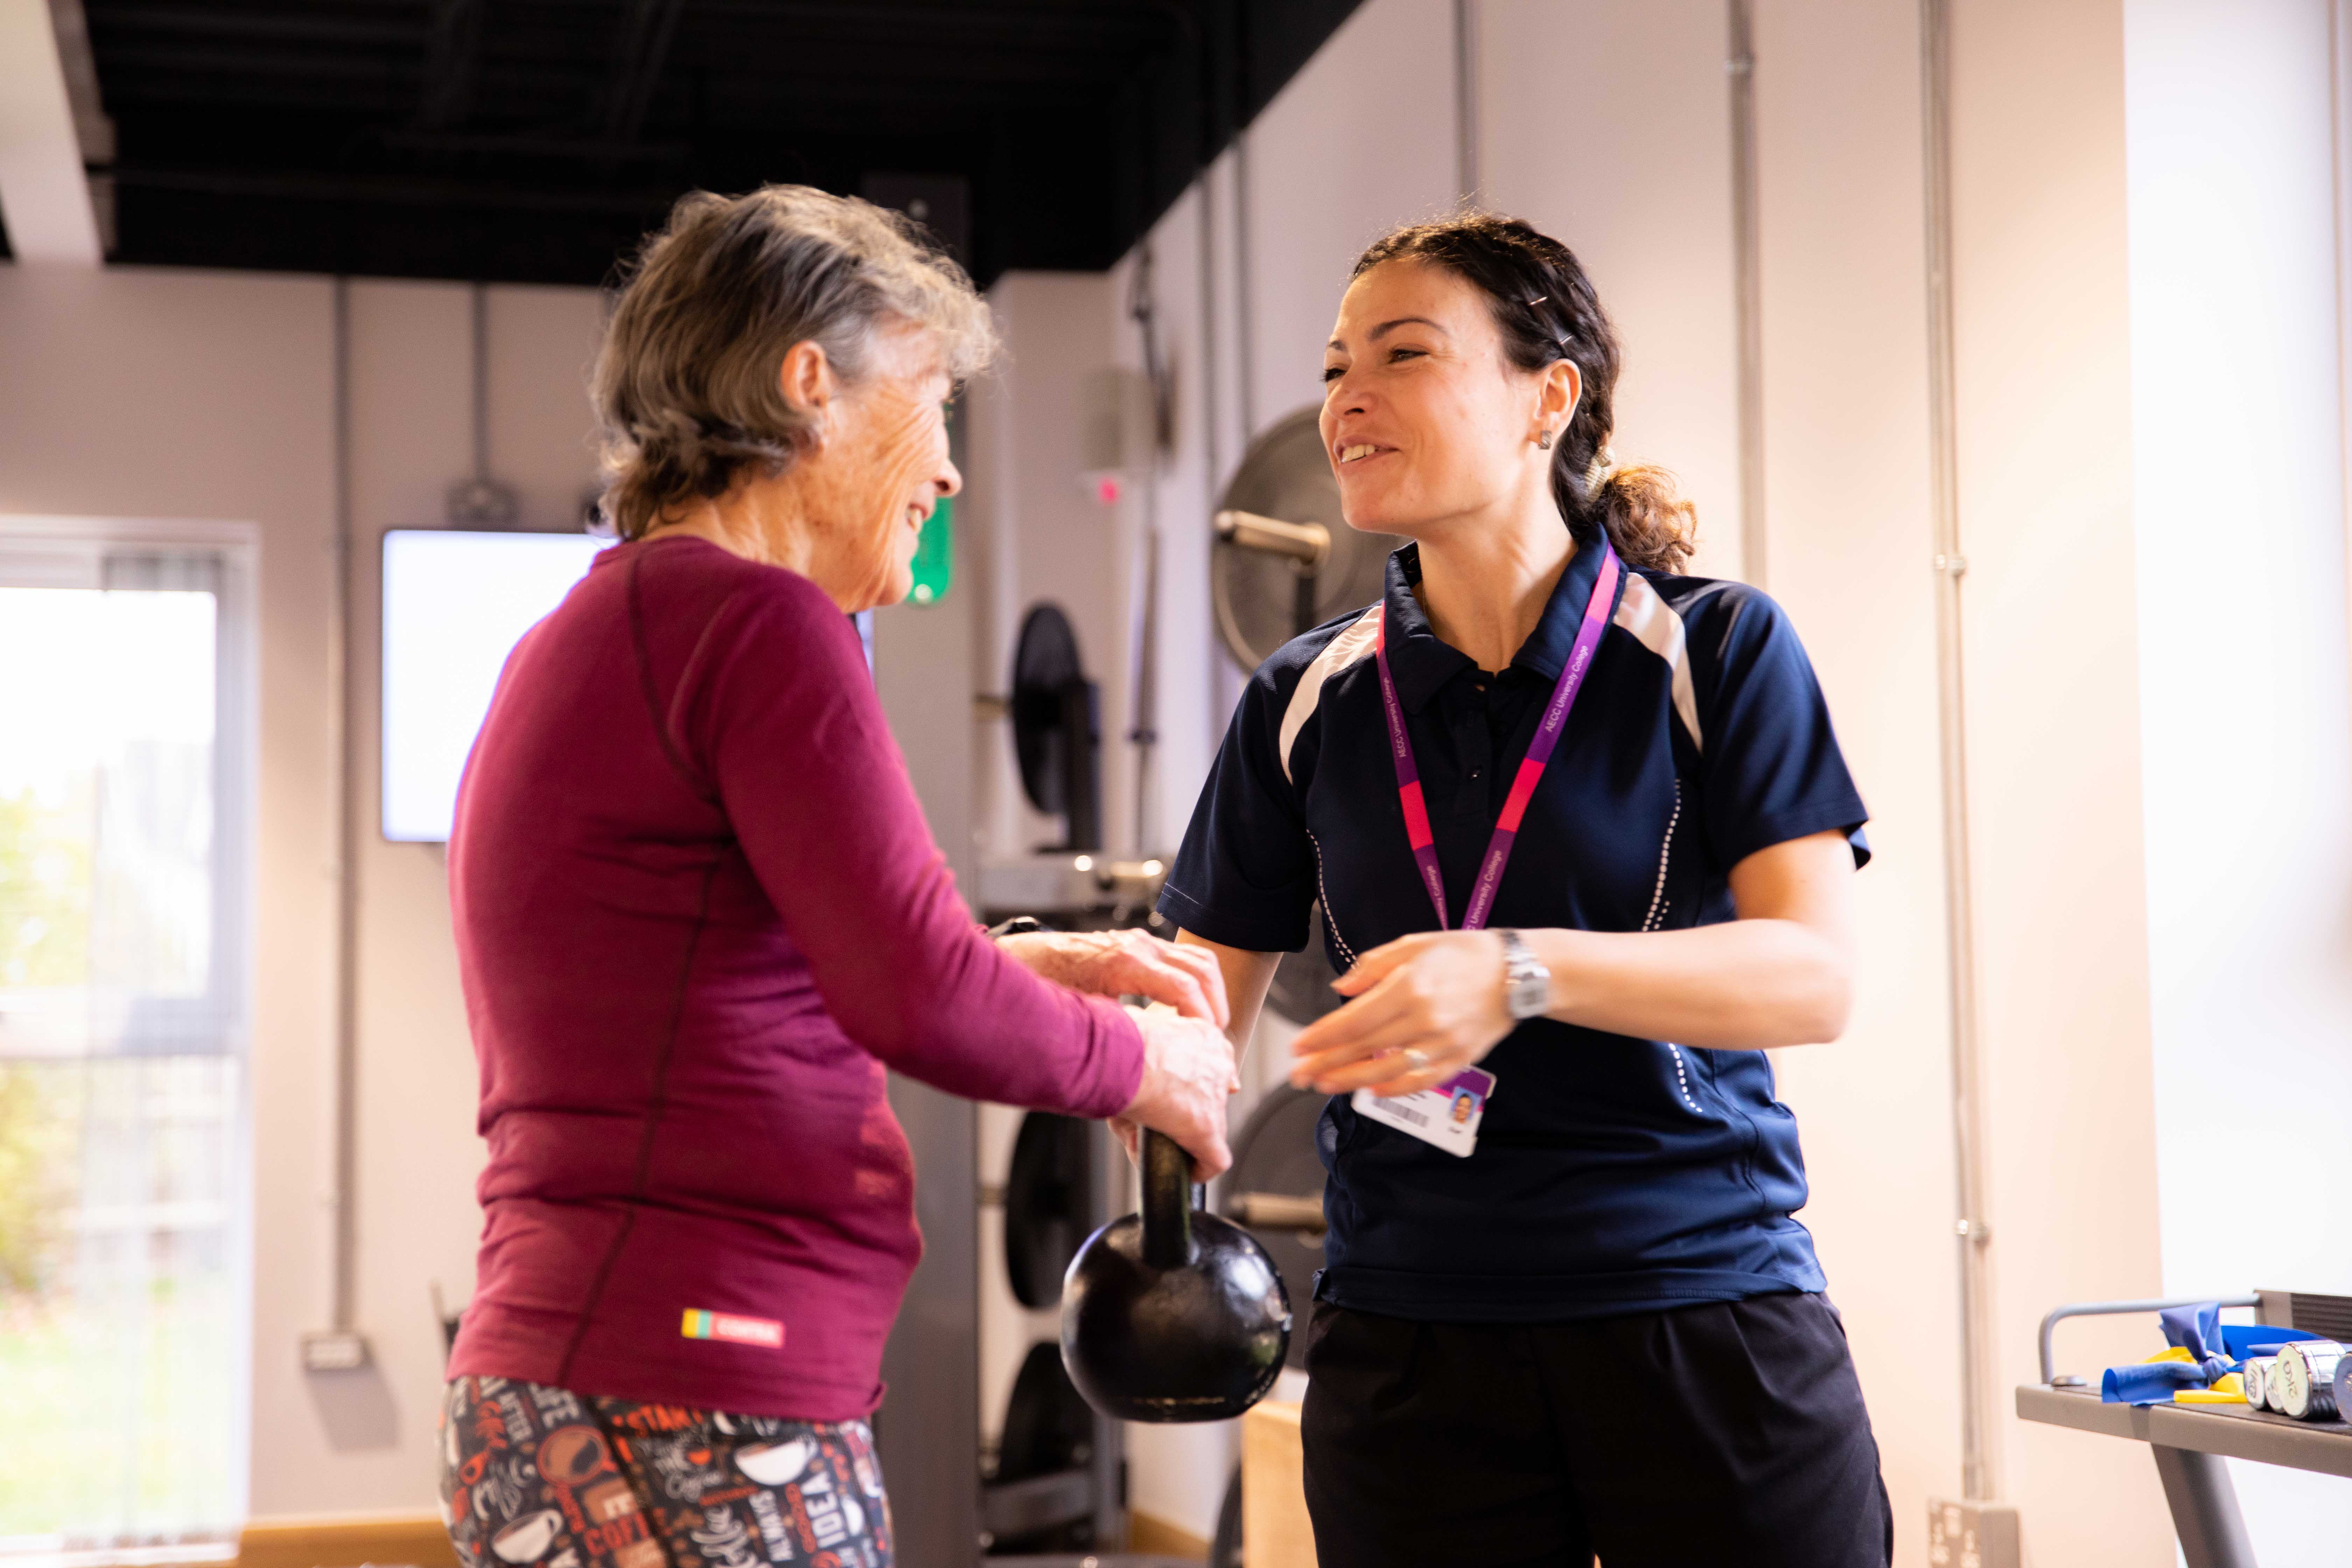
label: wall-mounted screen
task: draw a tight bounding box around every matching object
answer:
[381,528,612,842]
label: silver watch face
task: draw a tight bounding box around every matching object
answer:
[1501,933,1548,1019]
[1506,971,1548,1020]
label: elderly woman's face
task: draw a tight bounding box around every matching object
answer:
[802,323,961,611]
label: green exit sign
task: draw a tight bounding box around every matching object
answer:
[908,492,953,606]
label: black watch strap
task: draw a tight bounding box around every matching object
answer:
[986,915,1047,940]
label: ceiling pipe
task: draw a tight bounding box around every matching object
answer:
[0,0,103,263]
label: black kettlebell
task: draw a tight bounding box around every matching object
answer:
[1060,1127,1292,1422]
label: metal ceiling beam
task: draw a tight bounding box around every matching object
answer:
[418,0,487,130]
[601,0,684,142]
[92,6,415,48]
[97,44,408,83]
[108,163,676,216]
[85,0,1366,286]
[0,0,104,262]
[690,0,1162,41]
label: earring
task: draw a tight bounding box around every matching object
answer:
[1536,429,1554,451]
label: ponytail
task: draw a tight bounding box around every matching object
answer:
[1588,464,1696,575]
[1351,212,1696,575]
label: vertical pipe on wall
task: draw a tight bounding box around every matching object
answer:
[2332,0,2352,688]
[470,282,492,484]
[327,275,360,1336]
[1727,0,1766,588]
[1200,174,1222,499]
[1454,0,1481,204]
[1920,0,1999,1504]
[1235,132,1256,440]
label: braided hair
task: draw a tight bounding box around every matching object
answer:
[1350,212,1696,574]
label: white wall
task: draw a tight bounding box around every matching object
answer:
[1482,0,1744,582]
[12,0,2352,1553]
[1745,0,1965,1546]
[0,263,609,1518]
[334,280,607,1515]
[988,0,2345,1560]
[2126,0,2352,1558]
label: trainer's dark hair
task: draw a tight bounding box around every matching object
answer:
[1351,212,1695,574]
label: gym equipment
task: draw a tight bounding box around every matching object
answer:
[1012,604,1103,853]
[1003,1112,1093,1310]
[2024,1290,2352,1568]
[981,1111,1126,1560]
[986,1343,1103,1554]
[1209,1466,1243,1568]
[1060,1129,1291,1422]
[1210,405,1403,671]
[1210,412,1395,1022]
[1218,1085,1329,1373]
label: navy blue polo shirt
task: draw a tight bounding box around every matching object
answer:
[1159,540,1870,1322]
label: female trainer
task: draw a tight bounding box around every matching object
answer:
[439,187,1235,1568]
[1160,212,1890,1567]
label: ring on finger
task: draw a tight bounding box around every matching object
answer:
[1402,1047,1430,1073]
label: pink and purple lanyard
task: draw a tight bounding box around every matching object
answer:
[1373,541,1622,932]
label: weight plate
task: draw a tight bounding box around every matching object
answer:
[997,1340,1096,1481]
[1004,1111,1092,1309]
[989,1340,1099,1555]
[1012,604,1085,815]
[1223,1084,1329,1371]
[1212,407,1406,670]
[1210,1465,1242,1568]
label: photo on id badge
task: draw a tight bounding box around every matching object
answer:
[1353,1066,1494,1156]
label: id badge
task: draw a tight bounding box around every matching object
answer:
[1351,1066,1495,1158]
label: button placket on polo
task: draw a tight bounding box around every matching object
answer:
[1450,682,1494,819]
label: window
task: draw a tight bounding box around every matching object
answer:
[0,520,254,1556]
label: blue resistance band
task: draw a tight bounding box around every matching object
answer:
[2098,1301,2326,1404]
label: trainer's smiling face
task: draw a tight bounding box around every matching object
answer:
[1319,259,1574,541]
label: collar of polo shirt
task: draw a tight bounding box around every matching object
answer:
[1380,538,1627,713]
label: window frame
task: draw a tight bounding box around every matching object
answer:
[0,513,258,1545]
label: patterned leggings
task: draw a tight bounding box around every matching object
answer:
[437,1377,892,1568]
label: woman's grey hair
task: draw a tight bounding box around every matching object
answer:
[593,184,999,540]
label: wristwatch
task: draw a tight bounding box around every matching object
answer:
[1499,929,1550,1021]
[986,915,1046,940]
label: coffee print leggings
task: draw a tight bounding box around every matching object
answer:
[438,1377,892,1568]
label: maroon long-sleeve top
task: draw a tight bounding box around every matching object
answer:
[446,534,1144,1420]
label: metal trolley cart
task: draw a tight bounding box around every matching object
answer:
[2019,1291,2352,1568]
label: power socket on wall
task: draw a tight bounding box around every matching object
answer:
[300,1330,372,1372]
[1927,1499,2020,1568]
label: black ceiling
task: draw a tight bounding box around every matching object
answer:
[20,0,1364,288]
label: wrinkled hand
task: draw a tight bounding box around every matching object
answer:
[998,928,1230,1029]
[1289,930,1513,1098]
[1117,1003,1239,1179]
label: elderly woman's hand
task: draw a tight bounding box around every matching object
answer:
[1115,1004,1239,1180]
[1288,930,1513,1097]
[997,928,1231,1029]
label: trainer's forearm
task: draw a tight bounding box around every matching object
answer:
[1525,920,1854,1050]
[1176,930,1283,1056]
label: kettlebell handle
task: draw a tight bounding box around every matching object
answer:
[1140,1128,1204,1269]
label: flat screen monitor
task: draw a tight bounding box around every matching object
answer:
[380,528,612,842]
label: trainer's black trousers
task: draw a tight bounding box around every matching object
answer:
[1301,1292,1892,1568]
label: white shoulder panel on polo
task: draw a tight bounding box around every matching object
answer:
[1279,606,1383,783]
[1613,572,1702,751]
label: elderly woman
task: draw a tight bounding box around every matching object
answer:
[436,186,1235,1568]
